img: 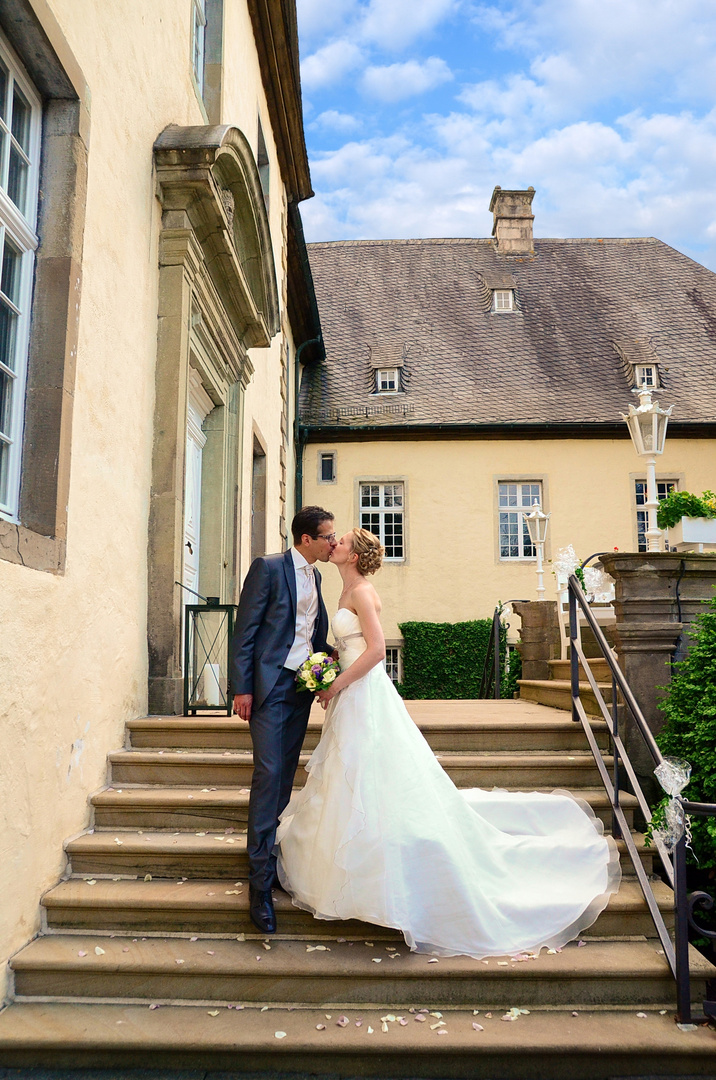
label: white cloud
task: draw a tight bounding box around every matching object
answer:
[359,0,459,49]
[301,40,364,91]
[310,110,363,134]
[296,0,361,45]
[361,56,453,101]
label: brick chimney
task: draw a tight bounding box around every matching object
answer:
[489,186,535,255]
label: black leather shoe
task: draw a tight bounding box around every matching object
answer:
[249,887,277,933]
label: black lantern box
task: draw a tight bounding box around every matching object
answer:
[183,597,237,715]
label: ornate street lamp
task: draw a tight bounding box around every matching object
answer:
[525,499,551,600]
[620,384,673,553]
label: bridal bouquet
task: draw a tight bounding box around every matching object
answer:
[295,652,340,693]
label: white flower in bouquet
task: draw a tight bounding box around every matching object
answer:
[309,652,323,664]
[322,668,337,684]
[295,651,341,693]
[305,676,317,690]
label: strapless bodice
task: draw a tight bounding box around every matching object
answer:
[331,608,366,668]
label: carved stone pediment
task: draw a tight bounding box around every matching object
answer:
[154,124,280,349]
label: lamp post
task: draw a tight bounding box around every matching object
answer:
[620,384,673,553]
[525,499,551,601]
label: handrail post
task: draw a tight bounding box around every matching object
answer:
[674,829,692,1023]
[569,580,579,724]
[493,608,501,700]
[611,671,621,839]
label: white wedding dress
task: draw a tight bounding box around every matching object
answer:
[276,608,621,958]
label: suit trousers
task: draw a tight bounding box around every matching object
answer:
[247,666,314,891]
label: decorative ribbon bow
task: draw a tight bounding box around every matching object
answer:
[334,632,364,651]
[653,757,692,851]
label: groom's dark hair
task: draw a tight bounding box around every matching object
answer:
[292,505,334,544]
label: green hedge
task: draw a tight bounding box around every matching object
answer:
[396,619,514,699]
[656,592,716,870]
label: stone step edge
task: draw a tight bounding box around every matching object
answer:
[1,1001,714,1072]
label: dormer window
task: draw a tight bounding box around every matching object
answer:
[634,364,658,389]
[376,368,399,393]
[492,289,514,312]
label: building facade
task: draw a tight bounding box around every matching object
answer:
[0,0,319,1001]
[300,188,716,672]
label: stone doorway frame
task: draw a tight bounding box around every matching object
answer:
[148,125,279,715]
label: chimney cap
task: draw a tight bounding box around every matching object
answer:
[489,185,535,213]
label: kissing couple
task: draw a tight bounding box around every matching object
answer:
[229,505,620,956]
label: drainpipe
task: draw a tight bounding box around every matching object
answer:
[294,334,322,513]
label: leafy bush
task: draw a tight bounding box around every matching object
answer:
[397,619,506,699]
[656,592,716,870]
[656,489,716,530]
[502,646,522,700]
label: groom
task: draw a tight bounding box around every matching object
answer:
[230,506,336,932]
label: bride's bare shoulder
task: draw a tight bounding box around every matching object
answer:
[353,579,381,613]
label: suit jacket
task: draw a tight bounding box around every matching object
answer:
[230,549,330,708]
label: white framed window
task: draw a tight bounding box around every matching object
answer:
[498,482,542,560]
[319,450,336,483]
[635,479,676,552]
[634,364,658,388]
[0,32,41,522]
[191,0,207,97]
[360,482,404,561]
[492,289,514,312]
[375,368,399,393]
[384,646,402,684]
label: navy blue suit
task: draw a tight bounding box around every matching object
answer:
[230,549,330,889]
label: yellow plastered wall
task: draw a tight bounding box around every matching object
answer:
[0,0,292,1000]
[303,437,715,639]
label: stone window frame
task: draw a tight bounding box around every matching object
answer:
[0,0,89,574]
[631,471,683,553]
[493,475,550,565]
[357,478,406,563]
[317,449,336,484]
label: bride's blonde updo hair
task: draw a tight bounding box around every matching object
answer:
[350,528,384,575]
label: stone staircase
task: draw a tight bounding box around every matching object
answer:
[0,699,714,1077]
[518,656,614,714]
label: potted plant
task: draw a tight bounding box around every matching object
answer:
[657,489,716,551]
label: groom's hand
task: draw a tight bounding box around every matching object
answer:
[233,693,252,722]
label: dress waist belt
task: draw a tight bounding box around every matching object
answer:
[334,632,365,650]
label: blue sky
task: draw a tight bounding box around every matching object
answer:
[296,0,716,268]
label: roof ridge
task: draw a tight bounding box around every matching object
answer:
[306,236,660,249]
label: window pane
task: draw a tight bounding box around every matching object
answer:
[0,298,17,371]
[0,366,12,435]
[1,236,21,305]
[320,453,334,482]
[10,85,30,153]
[7,143,27,214]
[0,60,8,121]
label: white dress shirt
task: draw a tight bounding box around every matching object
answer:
[284,547,319,671]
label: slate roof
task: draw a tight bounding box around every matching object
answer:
[300,237,716,432]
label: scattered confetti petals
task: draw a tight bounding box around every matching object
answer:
[473,1010,480,1015]
[430,1021,445,1030]
[94,947,105,956]
[225,890,240,895]
[337,1016,350,1027]
[85,879,97,886]
[572,1011,579,1017]
[175,959,185,965]
[427,957,439,963]
[481,960,489,965]
[122,947,129,953]
[78,951,87,957]
[429,1011,442,1018]
[636,1012,648,1018]
[261,1006,269,1012]
[437,1029,449,1036]
[497,961,509,966]
[262,942,271,950]
[381,1022,389,1033]
[143,874,152,882]
[485,1013,493,1019]
[372,958,382,963]
[207,1010,219,1017]
[414,1014,426,1022]
[577,940,587,948]
[274,1031,287,1039]
[677,1023,698,1032]
[355,1020,363,1027]
[236,933,245,942]
[367,1026,374,1034]
[207,950,215,956]
[659,1010,667,1015]
[149,1004,160,1010]
[472,1023,484,1031]
[316,1024,326,1030]
[337,937,346,943]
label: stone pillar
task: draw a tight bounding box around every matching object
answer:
[599,552,716,789]
[512,601,561,681]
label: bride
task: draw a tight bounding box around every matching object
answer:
[276,528,620,958]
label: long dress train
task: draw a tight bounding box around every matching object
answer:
[276,608,621,959]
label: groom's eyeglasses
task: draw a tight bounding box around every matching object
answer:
[316,532,336,543]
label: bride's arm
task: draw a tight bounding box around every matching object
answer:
[316,586,385,707]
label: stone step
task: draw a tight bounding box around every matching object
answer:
[65,809,643,879]
[129,702,611,753]
[107,750,614,790]
[11,935,713,1009]
[1,1002,714,1077]
[42,876,672,938]
[518,680,612,715]
[91,785,638,839]
[549,658,614,682]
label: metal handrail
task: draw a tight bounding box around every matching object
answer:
[567,572,716,1024]
[478,601,527,700]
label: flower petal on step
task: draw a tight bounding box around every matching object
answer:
[484,1013,492,1019]
[274,1031,287,1039]
[149,1004,160,1010]
[381,1022,389,1032]
[336,1016,349,1027]
[316,1024,326,1030]
[85,880,97,886]
[355,1020,362,1027]
[207,951,215,955]
[337,937,346,943]
[372,958,381,963]
[143,875,152,882]
[94,947,105,956]
[367,1026,374,1034]
[437,1029,448,1035]
[225,890,240,895]
[497,961,509,966]
[427,958,439,963]
[236,934,245,942]
[414,1015,426,1022]
[429,1012,442,1018]
[399,1018,408,1026]
[636,1012,648,1018]
[122,947,129,953]
[260,1006,269,1012]
[207,1010,219,1017]
[262,942,271,951]
[78,951,87,957]
[472,1023,484,1031]
[577,940,586,947]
